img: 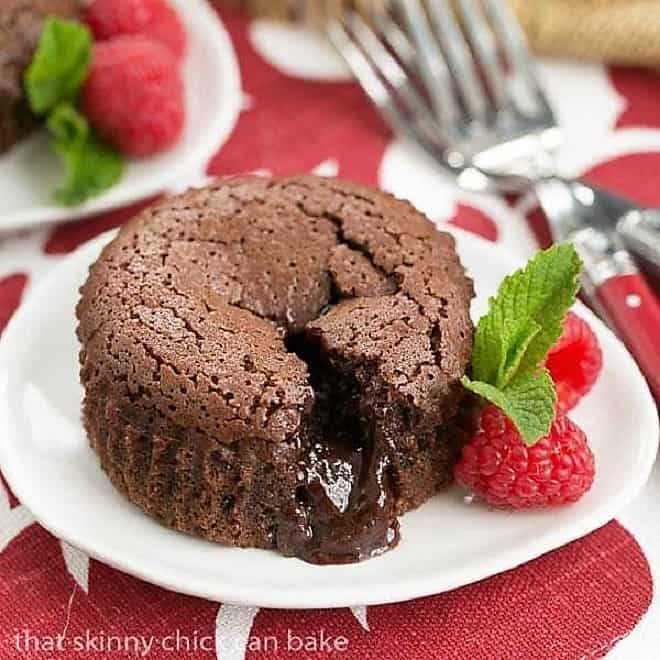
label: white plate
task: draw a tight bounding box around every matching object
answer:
[0,230,657,609]
[0,0,241,232]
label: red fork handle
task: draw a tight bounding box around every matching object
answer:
[596,273,660,400]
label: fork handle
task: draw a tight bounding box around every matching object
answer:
[596,274,660,400]
[573,229,660,400]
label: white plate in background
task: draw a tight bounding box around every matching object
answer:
[0,0,241,232]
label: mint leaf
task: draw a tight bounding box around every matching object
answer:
[462,370,557,445]
[464,244,583,445]
[47,101,88,145]
[471,244,582,388]
[47,104,124,206]
[53,134,124,206]
[24,21,122,206]
[25,18,92,116]
[497,319,541,386]
[469,312,504,387]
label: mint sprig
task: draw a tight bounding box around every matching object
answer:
[25,18,92,116]
[24,18,125,206]
[463,244,582,445]
[47,103,124,206]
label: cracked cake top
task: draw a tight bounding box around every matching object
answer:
[77,176,474,448]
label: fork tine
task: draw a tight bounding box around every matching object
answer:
[327,16,444,156]
[481,0,553,116]
[398,0,460,125]
[455,0,512,112]
[327,19,403,129]
[349,13,438,129]
[426,0,489,123]
[373,11,416,68]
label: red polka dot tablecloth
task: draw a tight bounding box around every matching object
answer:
[1,5,659,659]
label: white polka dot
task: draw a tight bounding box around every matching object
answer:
[249,21,351,81]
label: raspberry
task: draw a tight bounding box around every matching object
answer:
[82,37,185,158]
[454,406,595,509]
[86,0,186,59]
[546,312,603,411]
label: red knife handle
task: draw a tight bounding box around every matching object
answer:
[596,273,660,400]
[572,227,660,400]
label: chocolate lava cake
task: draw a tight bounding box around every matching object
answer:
[0,0,79,153]
[77,176,474,564]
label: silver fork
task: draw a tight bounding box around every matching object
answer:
[328,0,660,399]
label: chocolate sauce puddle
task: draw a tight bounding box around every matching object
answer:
[277,335,399,564]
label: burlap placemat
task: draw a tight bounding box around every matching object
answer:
[510,0,660,68]
[216,0,660,68]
